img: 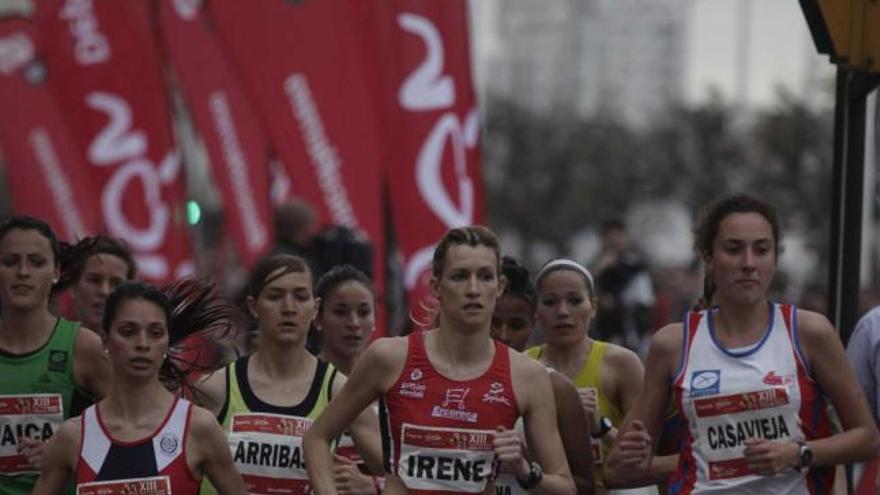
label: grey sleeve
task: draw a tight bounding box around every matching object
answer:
[847,310,880,424]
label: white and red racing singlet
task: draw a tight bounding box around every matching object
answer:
[381,333,520,494]
[670,303,833,495]
[76,398,199,495]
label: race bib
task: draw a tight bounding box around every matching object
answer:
[398,423,496,493]
[692,387,799,480]
[0,393,63,475]
[228,413,312,494]
[76,475,171,495]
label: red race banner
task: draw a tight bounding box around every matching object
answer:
[35,0,192,282]
[0,19,101,240]
[357,0,485,324]
[157,0,273,268]
[206,0,387,331]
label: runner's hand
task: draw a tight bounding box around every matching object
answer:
[18,437,46,470]
[493,427,529,478]
[333,454,379,495]
[616,420,652,470]
[743,439,799,475]
[578,388,598,427]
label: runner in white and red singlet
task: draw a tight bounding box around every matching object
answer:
[33,282,245,495]
[305,226,575,495]
[606,194,879,494]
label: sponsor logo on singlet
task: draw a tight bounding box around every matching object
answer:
[228,413,312,494]
[690,370,721,397]
[0,394,63,475]
[693,387,797,480]
[76,475,171,495]
[158,431,180,457]
[482,382,511,406]
[431,388,478,423]
[399,368,426,399]
[398,423,496,493]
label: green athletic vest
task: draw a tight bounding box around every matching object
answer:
[0,317,80,495]
[200,355,337,495]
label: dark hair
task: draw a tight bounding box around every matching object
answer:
[692,194,782,309]
[500,256,536,313]
[315,264,375,316]
[56,236,136,291]
[245,254,312,299]
[431,226,501,278]
[600,218,626,234]
[104,280,242,394]
[0,216,60,264]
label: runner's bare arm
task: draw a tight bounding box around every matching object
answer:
[549,371,595,494]
[74,327,112,400]
[512,352,576,495]
[191,366,228,417]
[605,323,681,486]
[790,310,880,466]
[340,373,385,475]
[189,405,246,494]
[31,418,80,495]
[306,338,406,495]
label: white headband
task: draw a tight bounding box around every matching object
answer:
[536,258,595,293]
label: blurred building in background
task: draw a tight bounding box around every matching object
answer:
[471,0,687,128]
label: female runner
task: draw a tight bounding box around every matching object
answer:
[197,254,382,494]
[0,216,110,493]
[304,226,575,495]
[608,194,880,494]
[32,281,245,494]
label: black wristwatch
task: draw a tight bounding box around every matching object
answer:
[794,440,813,472]
[592,416,613,439]
[516,461,543,489]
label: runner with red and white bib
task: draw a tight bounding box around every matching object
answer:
[305,226,575,495]
[606,195,879,494]
[32,282,245,495]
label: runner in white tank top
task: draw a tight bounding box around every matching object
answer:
[605,195,879,494]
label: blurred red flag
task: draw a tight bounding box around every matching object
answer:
[0,18,101,241]
[157,0,273,269]
[35,0,192,282]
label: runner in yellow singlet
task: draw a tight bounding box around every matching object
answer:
[528,258,673,494]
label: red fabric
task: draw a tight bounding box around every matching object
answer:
[157,0,273,269]
[381,334,518,493]
[0,20,101,240]
[205,0,387,333]
[856,457,880,495]
[354,1,486,325]
[35,0,192,282]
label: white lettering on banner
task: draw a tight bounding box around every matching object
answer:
[58,0,110,66]
[171,0,200,20]
[0,32,33,75]
[208,91,268,250]
[28,129,88,239]
[85,91,185,280]
[397,14,481,290]
[397,13,454,111]
[284,74,359,230]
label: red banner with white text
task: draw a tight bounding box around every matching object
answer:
[35,0,192,282]
[157,0,273,269]
[358,0,486,325]
[206,0,387,332]
[0,19,101,241]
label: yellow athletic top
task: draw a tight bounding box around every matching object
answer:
[527,341,621,488]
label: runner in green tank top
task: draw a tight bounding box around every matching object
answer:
[0,216,111,494]
[196,254,383,495]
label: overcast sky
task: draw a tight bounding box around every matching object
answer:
[688,0,835,107]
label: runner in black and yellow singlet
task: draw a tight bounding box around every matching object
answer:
[196,254,383,495]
